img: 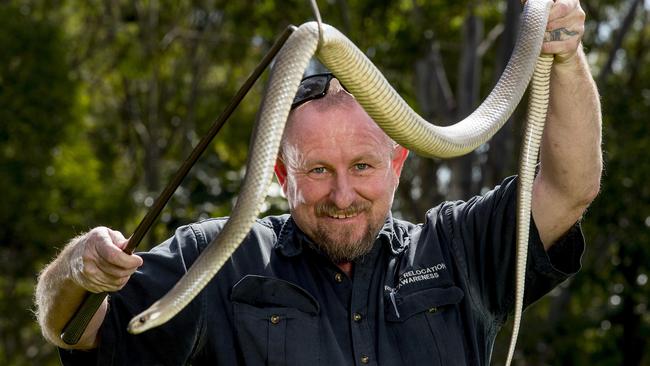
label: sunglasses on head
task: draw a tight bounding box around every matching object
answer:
[291,73,350,110]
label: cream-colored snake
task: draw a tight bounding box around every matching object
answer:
[128,0,554,364]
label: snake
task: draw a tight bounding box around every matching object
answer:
[128,0,554,364]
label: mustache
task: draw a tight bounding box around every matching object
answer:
[315,201,371,218]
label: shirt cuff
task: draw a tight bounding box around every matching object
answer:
[58,347,98,365]
[529,217,585,279]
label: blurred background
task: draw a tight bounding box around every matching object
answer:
[0,0,648,364]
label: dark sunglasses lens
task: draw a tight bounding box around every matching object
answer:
[291,75,331,109]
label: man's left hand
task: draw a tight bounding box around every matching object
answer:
[542,0,585,63]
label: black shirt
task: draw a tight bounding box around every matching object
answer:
[60,176,584,365]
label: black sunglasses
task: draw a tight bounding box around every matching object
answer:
[291,73,349,109]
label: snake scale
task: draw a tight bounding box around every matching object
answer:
[128,0,554,364]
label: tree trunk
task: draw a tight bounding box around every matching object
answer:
[598,0,643,84]
[448,4,483,200]
[626,6,648,88]
[485,0,521,190]
[336,0,352,34]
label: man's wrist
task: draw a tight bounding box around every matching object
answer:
[65,234,90,291]
[552,44,587,72]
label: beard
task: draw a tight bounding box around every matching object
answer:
[310,201,386,263]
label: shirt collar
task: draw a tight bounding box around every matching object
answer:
[275,212,408,258]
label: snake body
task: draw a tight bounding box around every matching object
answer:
[128,0,553,364]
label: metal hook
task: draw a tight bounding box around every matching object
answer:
[309,0,324,46]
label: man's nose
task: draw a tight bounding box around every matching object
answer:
[330,173,357,209]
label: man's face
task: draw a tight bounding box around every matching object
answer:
[275,93,408,263]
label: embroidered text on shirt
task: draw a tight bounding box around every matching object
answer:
[397,263,447,288]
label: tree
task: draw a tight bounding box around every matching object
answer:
[0,3,80,364]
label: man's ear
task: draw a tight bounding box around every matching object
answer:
[391,145,409,179]
[274,158,288,192]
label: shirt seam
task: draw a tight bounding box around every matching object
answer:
[187,223,209,361]
[257,218,278,244]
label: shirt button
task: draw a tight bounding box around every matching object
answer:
[334,273,344,283]
[360,355,370,364]
[353,313,363,322]
[270,315,280,324]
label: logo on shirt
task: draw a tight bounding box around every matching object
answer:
[396,263,447,289]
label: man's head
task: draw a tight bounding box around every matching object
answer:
[274,74,409,263]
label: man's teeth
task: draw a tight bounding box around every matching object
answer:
[329,212,359,219]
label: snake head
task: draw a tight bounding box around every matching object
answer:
[127,304,163,334]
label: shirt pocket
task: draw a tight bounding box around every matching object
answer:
[385,286,466,366]
[231,275,320,366]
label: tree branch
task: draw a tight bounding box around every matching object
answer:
[598,0,643,84]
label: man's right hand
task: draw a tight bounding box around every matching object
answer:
[69,227,143,293]
[36,227,143,348]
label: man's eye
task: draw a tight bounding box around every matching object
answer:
[310,167,327,174]
[354,163,369,171]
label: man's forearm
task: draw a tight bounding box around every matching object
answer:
[35,236,107,349]
[533,47,603,246]
[543,47,602,193]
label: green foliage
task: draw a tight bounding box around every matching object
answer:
[0,3,79,364]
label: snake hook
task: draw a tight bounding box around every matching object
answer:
[309,0,325,47]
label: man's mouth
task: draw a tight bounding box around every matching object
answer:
[316,201,371,220]
[328,211,360,219]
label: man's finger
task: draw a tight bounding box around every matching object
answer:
[107,228,126,243]
[107,229,130,251]
[544,27,579,42]
[95,237,143,269]
[548,0,578,22]
[82,259,134,292]
[94,254,140,277]
[547,5,585,30]
[541,37,580,56]
[95,265,133,287]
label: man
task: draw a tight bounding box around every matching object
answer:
[36,1,601,364]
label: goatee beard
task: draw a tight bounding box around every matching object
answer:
[311,207,385,263]
[297,200,386,263]
[312,224,377,263]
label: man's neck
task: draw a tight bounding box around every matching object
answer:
[336,261,353,277]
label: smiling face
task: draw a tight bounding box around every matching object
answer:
[274,81,408,263]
